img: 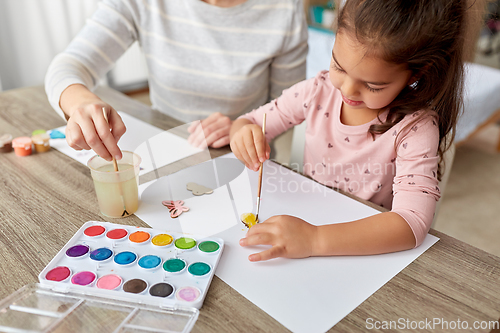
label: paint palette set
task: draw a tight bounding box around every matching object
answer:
[0,221,224,333]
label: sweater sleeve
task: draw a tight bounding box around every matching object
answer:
[44,0,138,119]
[391,113,441,247]
[239,75,319,141]
[268,0,308,100]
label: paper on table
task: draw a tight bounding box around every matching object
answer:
[135,153,439,333]
[49,112,205,175]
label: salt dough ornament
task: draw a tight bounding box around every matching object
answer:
[186,182,213,196]
[240,213,258,229]
[162,200,190,218]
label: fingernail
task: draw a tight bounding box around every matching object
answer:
[239,239,244,246]
[115,155,122,161]
[259,157,265,163]
[254,163,260,169]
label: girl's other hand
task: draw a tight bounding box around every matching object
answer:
[229,123,270,171]
[187,112,232,148]
[239,215,319,261]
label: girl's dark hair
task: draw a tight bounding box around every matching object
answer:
[337,0,468,181]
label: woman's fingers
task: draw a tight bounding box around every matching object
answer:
[94,109,122,160]
[188,113,232,148]
[204,122,231,148]
[108,109,126,144]
[65,121,88,150]
[210,131,231,148]
[187,121,199,134]
[79,115,112,161]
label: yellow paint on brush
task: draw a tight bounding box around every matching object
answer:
[240,213,258,228]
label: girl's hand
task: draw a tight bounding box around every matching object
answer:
[187,112,232,148]
[239,215,319,261]
[230,123,270,172]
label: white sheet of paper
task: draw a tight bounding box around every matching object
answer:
[49,112,204,175]
[135,153,439,333]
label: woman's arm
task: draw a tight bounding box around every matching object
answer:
[45,0,138,160]
[45,0,138,120]
[268,0,308,99]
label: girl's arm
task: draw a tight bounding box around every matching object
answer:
[315,212,416,256]
[240,212,415,262]
[240,113,440,261]
[229,74,323,172]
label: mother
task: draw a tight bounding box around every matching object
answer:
[45,0,308,161]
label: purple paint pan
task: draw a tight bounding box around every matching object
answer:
[65,244,90,258]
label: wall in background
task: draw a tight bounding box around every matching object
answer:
[0,0,148,92]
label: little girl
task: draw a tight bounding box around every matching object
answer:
[230,0,467,261]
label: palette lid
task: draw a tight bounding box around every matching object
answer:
[0,283,199,333]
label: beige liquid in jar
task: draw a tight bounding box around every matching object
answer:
[92,164,139,218]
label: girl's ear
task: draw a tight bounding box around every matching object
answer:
[408,64,431,87]
[408,76,419,87]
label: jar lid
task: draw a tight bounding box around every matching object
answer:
[12,136,32,148]
[0,134,12,146]
[32,133,50,144]
[32,129,46,136]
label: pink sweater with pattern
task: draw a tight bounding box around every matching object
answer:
[240,71,441,247]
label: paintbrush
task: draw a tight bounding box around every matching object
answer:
[255,113,267,223]
[102,107,129,217]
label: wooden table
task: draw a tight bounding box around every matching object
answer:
[1,86,499,332]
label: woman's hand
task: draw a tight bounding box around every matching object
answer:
[239,215,319,261]
[61,84,126,161]
[229,122,270,172]
[187,112,232,148]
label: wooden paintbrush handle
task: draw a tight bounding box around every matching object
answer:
[102,107,119,172]
[256,113,267,198]
[257,166,263,197]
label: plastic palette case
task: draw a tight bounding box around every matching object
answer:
[0,221,225,333]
